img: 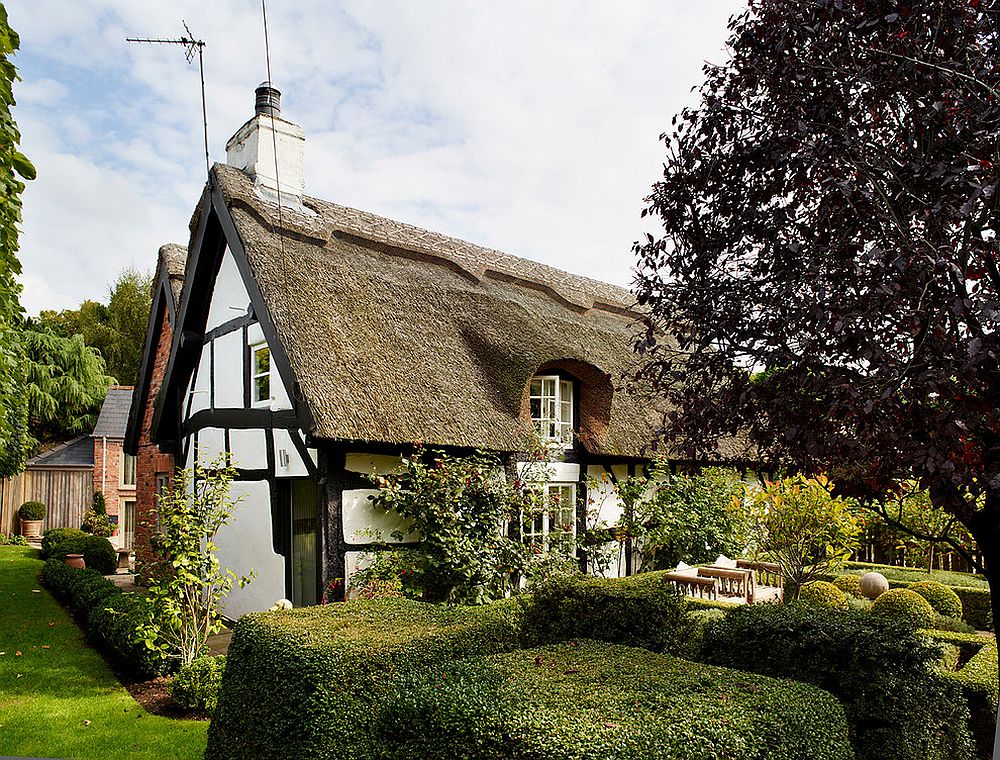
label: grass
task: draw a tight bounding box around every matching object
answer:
[843,561,990,589]
[0,545,208,760]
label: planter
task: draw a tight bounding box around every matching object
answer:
[19,519,43,539]
[64,554,86,570]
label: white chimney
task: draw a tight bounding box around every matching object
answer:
[225,82,307,210]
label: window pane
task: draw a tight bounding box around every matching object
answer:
[530,378,542,396]
[255,347,270,374]
[560,380,572,401]
[255,375,270,402]
[543,378,556,396]
[559,400,572,424]
[530,399,541,420]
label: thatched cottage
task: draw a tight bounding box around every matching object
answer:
[127,84,674,617]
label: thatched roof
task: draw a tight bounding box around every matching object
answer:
[214,164,663,457]
[158,243,187,304]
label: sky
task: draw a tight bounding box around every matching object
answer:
[9,1,744,315]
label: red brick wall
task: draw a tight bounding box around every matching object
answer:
[135,302,176,572]
[92,434,133,545]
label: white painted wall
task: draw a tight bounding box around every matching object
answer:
[229,428,267,471]
[273,428,311,477]
[213,332,244,408]
[205,248,251,331]
[215,480,285,619]
[343,488,413,544]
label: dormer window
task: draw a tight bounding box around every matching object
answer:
[529,375,574,447]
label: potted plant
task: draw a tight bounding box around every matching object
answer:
[81,491,114,539]
[18,501,46,539]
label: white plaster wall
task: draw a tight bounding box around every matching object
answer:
[213,332,244,408]
[345,453,403,476]
[515,460,580,484]
[344,550,372,592]
[189,352,211,415]
[205,249,251,331]
[229,428,267,470]
[216,480,285,619]
[195,427,226,463]
[342,488,413,544]
[273,429,311,477]
[245,320,292,411]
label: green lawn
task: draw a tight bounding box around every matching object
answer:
[0,546,208,760]
[843,561,990,589]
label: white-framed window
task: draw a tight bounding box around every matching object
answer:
[529,375,574,447]
[524,483,577,548]
[121,453,137,488]
[252,344,271,404]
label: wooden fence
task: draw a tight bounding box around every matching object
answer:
[0,467,92,536]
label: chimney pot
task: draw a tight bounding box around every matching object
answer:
[254,81,281,117]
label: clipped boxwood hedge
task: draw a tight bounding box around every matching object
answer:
[519,572,694,655]
[911,581,963,620]
[922,629,993,664]
[700,603,973,760]
[377,641,854,760]
[206,598,522,760]
[799,580,850,609]
[48,535,118,575]
[839,563,992,630]
[39,558,167,677]
[944,643,998,760]
[40,527,88,559]
[833,574,864,598]
[870,588,936,629]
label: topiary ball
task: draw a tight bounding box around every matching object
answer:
[909,580,963,620]
[799,581,850,610]
[49,535,118,575]
[18,500,47,521]
[870,588,935,628]
[859,572,889,599]
[832,574,863,598]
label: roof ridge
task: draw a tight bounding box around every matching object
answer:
[213,163,636,314]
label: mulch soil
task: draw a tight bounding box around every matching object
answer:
[124,676,210,721]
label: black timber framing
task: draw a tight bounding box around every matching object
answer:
[150,168,315,456]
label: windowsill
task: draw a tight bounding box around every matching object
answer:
[119,485,137,491]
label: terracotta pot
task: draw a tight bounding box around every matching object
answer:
[64,554,86,570]
[19,519,43,539]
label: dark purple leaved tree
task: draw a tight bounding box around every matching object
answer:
[634,0,1000,637]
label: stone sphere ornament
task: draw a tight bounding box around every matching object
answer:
[859,572,889,600]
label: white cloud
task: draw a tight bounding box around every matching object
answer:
[9,0,745,313]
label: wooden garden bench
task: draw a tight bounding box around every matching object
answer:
[663,571,720,600]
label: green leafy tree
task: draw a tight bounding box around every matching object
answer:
[21,323,114,448]
[37,266,152,384]
[0,5,34,477]
[634,467,748,572]
[138,454,254,666]
[744,475,861,599]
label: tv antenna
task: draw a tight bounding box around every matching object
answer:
[126,21,210,176]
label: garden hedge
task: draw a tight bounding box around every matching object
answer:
[922,629,992,664]
[519,572,694,655]
[48,535,117,575]
[40,527,88,558]
[39,558,167,677]
[171,655,227,713]
[944,643,998,760]
[833,574,864,598]
[206,598,523,760]
[799,580,850,609]
[376,641,854,760]
[840,563,992,630]
[870,588,936,628]
[700,603,973,760]
[910,581,963,620]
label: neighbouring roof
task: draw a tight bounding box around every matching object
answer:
[213,163,665,457]
[92,386,134,439]
[27,435,94,468]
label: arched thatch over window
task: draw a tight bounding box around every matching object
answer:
[521,359,613,452]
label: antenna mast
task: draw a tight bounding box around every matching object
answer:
[126,22,210,176]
